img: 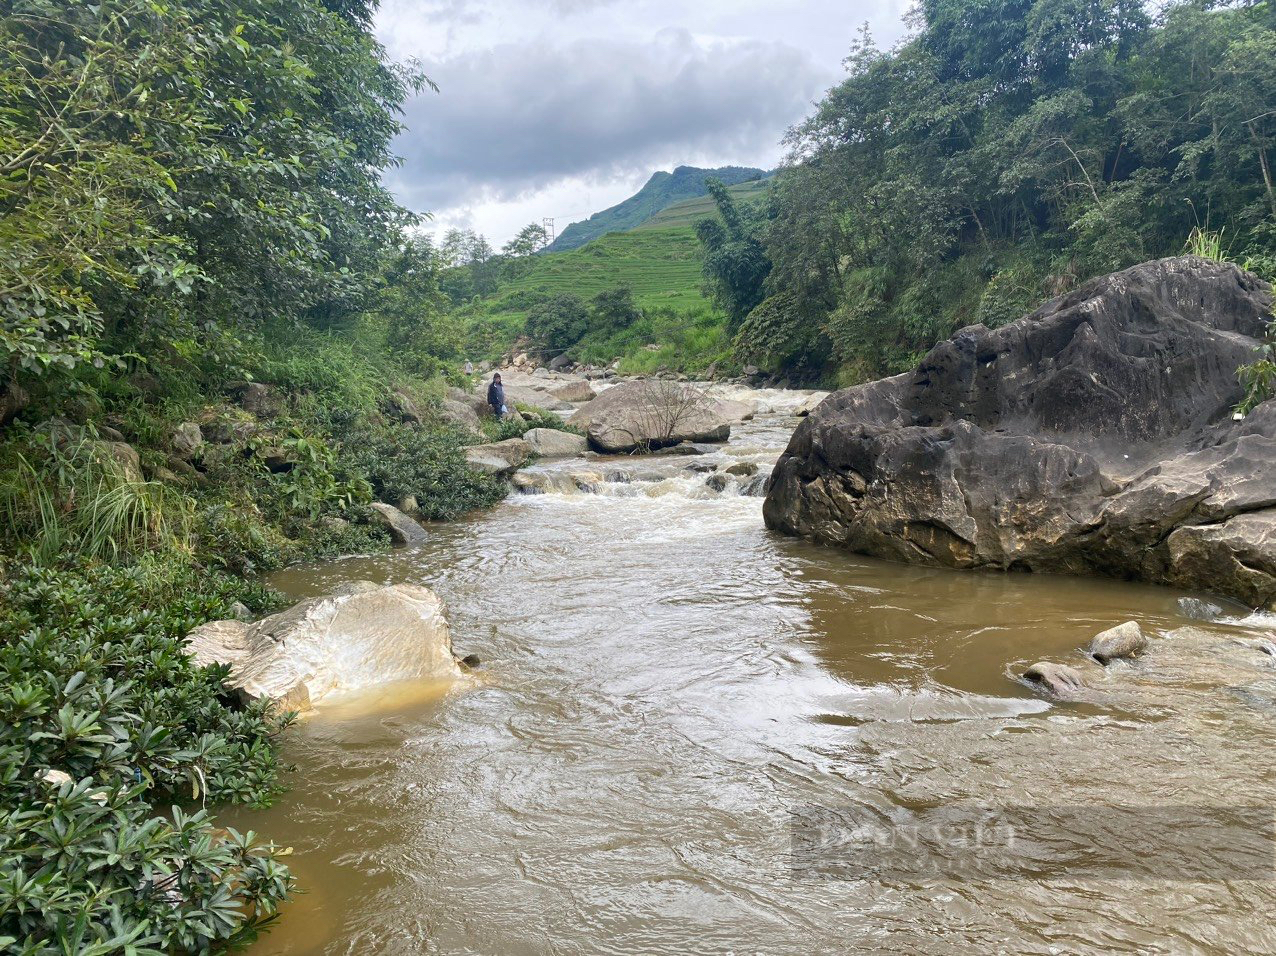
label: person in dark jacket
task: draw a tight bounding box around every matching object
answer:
[487,373,506,419]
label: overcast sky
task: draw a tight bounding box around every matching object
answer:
[375,0,912,246]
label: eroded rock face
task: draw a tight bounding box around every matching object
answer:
[569,380,732,453]
[186,584,461,708]
[765,257,1276,608]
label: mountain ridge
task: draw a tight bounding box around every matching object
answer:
[547,164,769,252]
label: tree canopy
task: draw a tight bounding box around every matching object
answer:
[719,0,1276,380]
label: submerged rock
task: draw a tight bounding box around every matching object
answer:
[1089,621,1148,664]
[705,473,730,493]
[1023,661,1088,697]
[764,257,1276,608]
[368,502,427,545]
[726,461,759,477]
[186,584,462,709]
[1178,597,1224,621]
[512,472,548,495]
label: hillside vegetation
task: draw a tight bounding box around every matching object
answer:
[547,165,768,252]
[0,1,526,949]
[455,180,775,373]
[468,0,1275,393]
[636,178,773,231]
[723,0,1276,384]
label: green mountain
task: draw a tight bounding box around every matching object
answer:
[547,164,769,252]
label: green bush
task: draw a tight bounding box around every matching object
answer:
[0,559,292,952]
[334,418,506,521]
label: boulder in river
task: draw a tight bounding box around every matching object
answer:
[478,382,574,412]
[186,584,462,709]
[464,437,533,475]
[764,257,1276,608]
[512,472,549,495]
[715,398,756,423]
[368,502,427,545]
[568,380,732,453]
[523,428,588,458]
[549,380,597,403]
[1089,621,1148,664]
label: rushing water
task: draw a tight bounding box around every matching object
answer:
[225,388,1276,956]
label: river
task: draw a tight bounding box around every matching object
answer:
[225,388,1276,955]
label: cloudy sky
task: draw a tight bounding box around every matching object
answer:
[375,0,912,246]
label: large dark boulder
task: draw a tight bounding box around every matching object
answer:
[764,257,1276,607]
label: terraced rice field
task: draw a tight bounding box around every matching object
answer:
[497,226,710,313]
[635,178,772,231]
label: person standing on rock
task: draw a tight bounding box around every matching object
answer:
[487,372,507,419]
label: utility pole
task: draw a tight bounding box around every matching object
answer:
[541,217,555,247]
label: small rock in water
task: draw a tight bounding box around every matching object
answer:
[605,470,632,483]
[741,474,769,497]
[571,471,604,493]
[1177,597,1223,621]
[512,472,547,495]
[1023,661,1087,697]
[460,654,481,668]
[1088,621,1147,664]
[705,474,730,493]
[685,462,718,473]
[726,461,759,477]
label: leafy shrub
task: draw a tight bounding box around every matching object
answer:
[525,294,590,355]
[334,418,506,520]
[1237,335,1276,416]
[481,403,580,442]
[0,559,292,952]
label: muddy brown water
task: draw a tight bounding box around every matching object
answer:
[224,389,1276,955]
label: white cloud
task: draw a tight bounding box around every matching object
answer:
[375,0,913,244]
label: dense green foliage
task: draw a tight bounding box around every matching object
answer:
[0,0,500,950]
[731,0,1276,381]
[0,0,426,379]
[0,558,291,952]
[548,165,768,252]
